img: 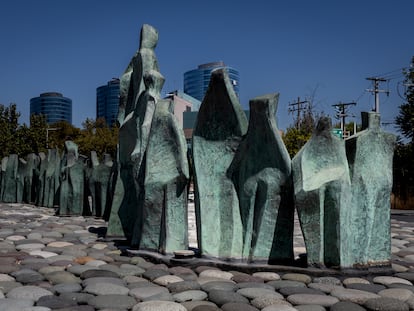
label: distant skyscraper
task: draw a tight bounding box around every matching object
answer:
[30,92,72,125]
[183,62,240,102]
[96,78,120,126]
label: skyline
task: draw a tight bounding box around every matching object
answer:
[0,1,413,136]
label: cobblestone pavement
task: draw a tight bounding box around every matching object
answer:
[0,202,414,311]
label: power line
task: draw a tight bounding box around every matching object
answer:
[332,102,356,138]
[366,77,389,113]
[288,97,309,130]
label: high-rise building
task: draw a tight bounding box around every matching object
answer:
[96,78,120,126]
[183,62,240,102]
[30,92,72,125]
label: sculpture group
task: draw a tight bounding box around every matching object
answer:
[0,24,396,270]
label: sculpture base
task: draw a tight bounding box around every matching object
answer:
[126,249,394,277]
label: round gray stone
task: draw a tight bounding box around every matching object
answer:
[50,282,82,294]
[84,282,129,295]
[201,281,237,292]
[59,292,94,304]
[208,289,249,306]
[82,276,125,287]
[221,302,259,311]
[133,301,187,310]
[44,271,80,284]
[173,290,208,302]
[88,294,137,310]
[143,269,170,281]
[330,287,380,304]
[251,296,293,309]
[12,269,45,284]
[129,285,170,300]
[294,306,327,311]
[6,285,53,301]
[0,298,34,310]
[345,283,386,293]
[180,300,219,311]
[330,301,367,311]
[80,269,119,279]
[167,280,200,293]
[36,295,78,309]
[237,287,281,300]
[236,282,274,290]
[279,286,326,296]
[267,280,307,289]
[287,294,339,307]
[364,297,409,311]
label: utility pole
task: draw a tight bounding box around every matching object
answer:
[288,97,309,130]
[366,77,389,113]
[332,102,356,137]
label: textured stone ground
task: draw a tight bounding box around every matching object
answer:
[0,202,414,311]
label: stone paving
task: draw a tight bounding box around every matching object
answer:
[0,203,414,311]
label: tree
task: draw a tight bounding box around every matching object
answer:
[395,56,414,143]
[75,117,118,159]
[46,120,81,150]
[0,103,21,158]
[282,106,318,158]
[393,56,414,208]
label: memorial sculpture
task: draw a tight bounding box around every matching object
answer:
[2,154,18,203]
[44,149,61,208]
[228,93,294,263]
[85,151,113,217]
[24,153,39,204]
[108,24,160,238]
[139,99,189,253]
[59,141,84,215]
[192,68,248,259]
[345,112,396,268]
[0,24,398,271]
[292,117,351,268]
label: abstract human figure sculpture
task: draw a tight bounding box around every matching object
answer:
[345,112,396,268]
[2,155,18,203]
[108,24,160,238]
[139,99,189,253]
[44,149,61,208]
[228,93,294,263]
[292,117,351,267]
[59,141,84,215]
[24,153,39,204]
[192,68,248,259]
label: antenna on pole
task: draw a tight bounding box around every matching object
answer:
[288,97,309,130]
[366,77,389,113]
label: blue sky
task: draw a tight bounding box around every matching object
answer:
[0,1,413,135]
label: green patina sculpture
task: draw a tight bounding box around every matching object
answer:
[2,155,18,203]
[35,152,47,207]
[44,149,61,208]
[107,24,160,238]
[345,112,396,268]
[228,93,294,264]
[138,99,189,253]
[0,157,7,201]
[59,141,84,215]
[16,157,27,203]
[192,68,248,259]
[24,153,39,204]
[85,151,112,217]
[292,117,351,268]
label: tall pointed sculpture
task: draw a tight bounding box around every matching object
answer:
[228,93,294,263]
[139,99,189,253]
[107,24,160,238]
[345,112,396,268]
[192,68,248,259]
[59,141,84,215]
[292,117,351,267]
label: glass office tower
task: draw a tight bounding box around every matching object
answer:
[96,78,120,126]
[183,62,240,102]
[30,92,72,125]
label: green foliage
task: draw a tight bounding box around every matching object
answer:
[395,56,414,143]
[0,104,118,160]
[282,107,316,158]
[0,103,21,158]
[75,117,118,159]
[393,56,414,203]
[282,127,312,158]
